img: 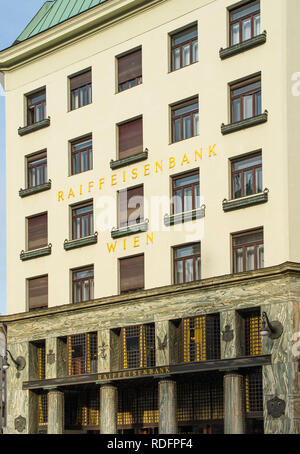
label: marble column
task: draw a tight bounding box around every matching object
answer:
[100,384,117,434]
[224,373,245,434]
[158,379,177,434]
[48,389,64,434]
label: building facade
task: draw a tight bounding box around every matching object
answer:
[0,0,300,434]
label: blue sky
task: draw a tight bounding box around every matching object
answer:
[0,1,48,314]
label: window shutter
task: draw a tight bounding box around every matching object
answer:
[28,276,48,310]
[119,185,144,227]
[118,49,142,85]
[70,70,91,90]
[120,255,144,293]
[28,213,48,251]
[119,118,143,159]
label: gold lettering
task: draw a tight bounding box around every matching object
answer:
[144,164,150,176]
[160,368,164,374]
[155,161,163,173]
[181,153,190,166]
[209,144,216,157]
[169,157,176,169]
[195,149,203,161]
[165,367,170,373]
[123,171,126,183]
[149,369,154,374]
[111,174,117,186]
[88,181,94,192]
[80,184,83,195]
[68,188,75,199]
[132,370,137,376]
[123,239,126,250]
[133,236,140,248]
[58,191,64,202]
[99,178,105,190]
[131,168,138,179]
[146,232,154,245]
[155,369,159,374]
[107,241,117,253]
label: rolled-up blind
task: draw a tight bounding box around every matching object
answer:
[28,276,48,310]
[120,255,144,293]
[119,185,144,227]
[28,213,48,251]
[118,49,142,85]
[119,118,143,159]
[70,70,91,90]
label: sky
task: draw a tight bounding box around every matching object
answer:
[0,0,49,315]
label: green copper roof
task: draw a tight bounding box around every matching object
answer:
[16,0,109,43]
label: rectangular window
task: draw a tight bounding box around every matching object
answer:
[70,70,92,110]
[231,152,262,199]
[172,170,200,214]
[27,89,46,125]
[171,98,199,143]
[71,136,93,175]
[233,229,264,273]
[27,213,48,251]
[118,117,143,160]
[28,275,48,311]
[118,49,142,92]
[240,309,262,356]
[72,202,93,240]
[67,332,97,375]
[174,243,201,284]
[230,1,260,46]
[120,255,144,294]
[179,314,220,362]
[120,324,155,369]
[119,185,144,228]
[171,25,198,71]
[27,152,47,187]
[231,75,261,123]
[72,266,94,303]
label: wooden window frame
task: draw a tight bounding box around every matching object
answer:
[230,75,261,123]
[70,70,92,111]
[229,1,260,46]
[71,136,93,175]
[27,151,47,188]
[172,170,200,214]
[231,152,262,199]
[71,201,94,240]
[27,212,48,251]
[232,228,264,273]
[118,117,143,160]
[27,90,46,125]
[171,25,198,71]
[119,254,144,294]
[118,185,144,228]
[28,275,48,311]
[72,266,94,304]
[173,243,201,284]
[171,98,199,143]
[117,48,142,92]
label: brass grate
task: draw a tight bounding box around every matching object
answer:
[117,385,158,427]
[244,311,262,356]
[38,392,48,426]
[67,332,97,376]
[244,368,263,414]
[121,324,155,370]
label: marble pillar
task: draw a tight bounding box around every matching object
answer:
[158,379,177,434]
[100,384,117,434]
[47,389,64,434]
[224,373,245,434]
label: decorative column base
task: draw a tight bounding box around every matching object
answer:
[100,384,118,434]
[158,379,177,434]
[48,389,64,434]
[224,373,245,434]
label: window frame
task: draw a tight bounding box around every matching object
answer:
[170,24,198,71]
[71,201,94,240]
[229,0,260,46]
[69,69,92,111]
[27,212,48,251]
[119,254,145,294]
[70,135,93,175]
[26,89,46,126]
[230,75,261,123]
[117,48,142,93]
[173,242,201,284]
[118,184,144,228]
[171,170,200,214]
[118,116,143,160]
[27,275,48,311]
[232,228,264,273]
[231,151,262,199]
[72,266,94,304]
[171,97,199,143]
[27,151,47,188]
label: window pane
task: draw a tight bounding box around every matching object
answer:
[255,91,262,115]
[80,86,87,106]
[174,189,183,214]
[232,98,241,122]
[183,116,191,139]
[88,84,92,104]
[82,216,89,237]
[195,256,201,280]
[73,153,80,174]
[231,3,260,21]
[244,170,254,196]
[174,103,198,117]
[175,243,200,258]
[74,282,81,303]
[36,104,42,122]
[246,246,255,271]
[192,40,198,63]
[233,173,242,198]
[253,14,260,36]
[81,151,88,172]
[231,23,240,45]
[243,95,253,119]
[235,248,243,273]
[182,44,190,66]
[184,187,193,211]
[255,167,262,193]
[36,166,44,185]
[72,90,79,109]
[233,155,262,171]
[29,169,35,187]
[257,244,264,269]
[174,118,181,142]
[74,218,81,239]
[194,184,200,209]
[173,48,181,70]
[193,113,199,136]
[175,261,184,284]
[175,173,199,187]
[185,258,194,282]
[232,81,260,97]
[173,27,197,46]
[233,231,263,246]
[242,18,251,41]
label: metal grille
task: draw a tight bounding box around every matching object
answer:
[117,385,158,427]
[179,314,220,362]
[244,310,262,356]
[177,375,224,423]
[38,343,46,379]
[67,332,97,376]
[80,389,100,427]
[244,369,263,414]
[121,324,155,370]
[38,392,48,426]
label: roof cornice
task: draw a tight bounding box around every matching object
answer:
[0,0,166,71]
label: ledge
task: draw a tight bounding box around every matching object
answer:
[110,149,148,170]
[219,32,267,60]
[19,180,51,198]
[18,117,50,136]
[111,219,149,239]
[20,244,52,261]
[223,189,269,212]
[64,232,98,250]
[164,206,206,226]
[221,111,268,135]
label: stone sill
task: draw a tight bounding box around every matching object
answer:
[111,220,149,239]
[20,244,52,261]
[221,111,268,135]
[219,32,267,60]
[64,233,98,250]
[18,117,51,136]
[223,189,269,212]
[19,180,51,198]
[164,206,206,226]
[110,149,148,170]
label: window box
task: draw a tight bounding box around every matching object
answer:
[18,117,50,136]
[223,189,268,212]
[64,232,98,251]
[164,206,205,226]
[111,219,148,239]
[110,149,148,170]
[20,244,52,261]
[19,180,51,198]
[221,110,268,135]
[219,31,267,59]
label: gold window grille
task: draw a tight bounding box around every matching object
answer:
[179,314,220,363]
[120,324,155,370]
[117,385,158,428]
[177,375,224,423]
[36,342,47,426]
[244,368,263,414]
[67,332,97,376]
[80,389,100,427]
[244,310,262,356]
